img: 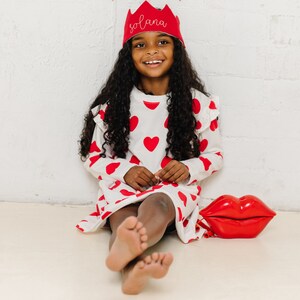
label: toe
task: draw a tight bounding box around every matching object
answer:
[136,221,143,230]
[144,255,152,264]
[138,227,147,235]
[162,253,174,266]
[151,252,159,262]
[136,260,145,269]
[125,216,138,229]
[140,234,148,242]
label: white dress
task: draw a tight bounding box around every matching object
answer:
[76,86,223,243]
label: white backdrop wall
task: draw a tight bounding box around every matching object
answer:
[1,0,300,211]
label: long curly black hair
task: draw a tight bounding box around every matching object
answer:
[79,37,209,161]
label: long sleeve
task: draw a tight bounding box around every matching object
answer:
[83,105,137,182]
[182,119,223,184]
[180,92,223,184]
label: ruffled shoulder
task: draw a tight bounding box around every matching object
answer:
[192,89,220,133]
[91,104,108,131]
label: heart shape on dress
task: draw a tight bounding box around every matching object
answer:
[143,101,160,110]
[143,136,159,152]
[106,162,120,175]
[130,116,139,132]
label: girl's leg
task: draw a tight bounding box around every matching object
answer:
[106,204,148,271]
[106,193,175,271]
[136,192,175,247]
[108,204,139,249]
[122,252,174,295]
[106,193,176,294]
[121,193,175,294]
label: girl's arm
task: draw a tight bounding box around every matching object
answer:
[156,94,223,184]
[84,123,138,183]
[181,118,223,184]
[156,118,223,184]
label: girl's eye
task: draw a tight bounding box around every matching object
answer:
[158,40,169,45]
[134,43,145,48]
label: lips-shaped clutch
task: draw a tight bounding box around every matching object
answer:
[199,195,276,238]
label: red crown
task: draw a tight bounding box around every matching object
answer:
[123,1,184,46]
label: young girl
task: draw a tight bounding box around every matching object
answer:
[77,1,223,295]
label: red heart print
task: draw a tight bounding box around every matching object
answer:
[162,181,170,185]
[143,136,159,152]
[136,190,153,197]
[89,155,100,167]
[188,237,199,243]
[196,185,202,195]
[178,191,187,207]
[106,162,120,175]
[98,194,105,201]
[199,139,208,152]
[192,98,201,114]
[89,141,101,153]
[164,117,169,128]
[90,205,100,216]
[183,219,189,227]
[161,156,172,168]
[143,101,160,110]
[209,100,217,109]
[210,119,218,131]
[200,157,212,171]
[99,109,105,120]
[191,194,197,201]
[76,225,84,232]
[130,116,139,132]
[216,151,223,158]
[101,211,112,220]
[152,185,162,190]
[130,155,140,165]
[196,120,202,130]
[109,180,121,190]
[189,179,197,185]
[115,198,126,204]
[120,189,135,196]
[177,207,183,221]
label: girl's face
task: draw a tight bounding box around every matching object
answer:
[131,31,174,80]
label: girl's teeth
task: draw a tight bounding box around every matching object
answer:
[145,60,162,64]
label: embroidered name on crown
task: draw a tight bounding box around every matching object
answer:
[129,14,168,33]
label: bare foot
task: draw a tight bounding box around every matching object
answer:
[122,252,174,295]
[106,216,148,271]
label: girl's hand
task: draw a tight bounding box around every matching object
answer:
[124,166,159,192]
[155,160,190,184]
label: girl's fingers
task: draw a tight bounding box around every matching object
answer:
[159,161,189,182]
[133,170,157,187]
[135,175,150,187]
[124,166,159,190]
[139,170,157,186]
[168,169,185,182]
[160,164,181,180]
[174,172,189,183]
[129,181,144,192]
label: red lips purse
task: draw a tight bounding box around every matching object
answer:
[199,195,276,238]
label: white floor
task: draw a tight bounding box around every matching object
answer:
[1,202,300,300]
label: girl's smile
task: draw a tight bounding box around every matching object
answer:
[131,32,174,79]
[143,59,163,67]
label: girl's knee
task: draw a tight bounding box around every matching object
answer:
[144,193,174,214]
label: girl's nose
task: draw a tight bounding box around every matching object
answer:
[146,48,158,55]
